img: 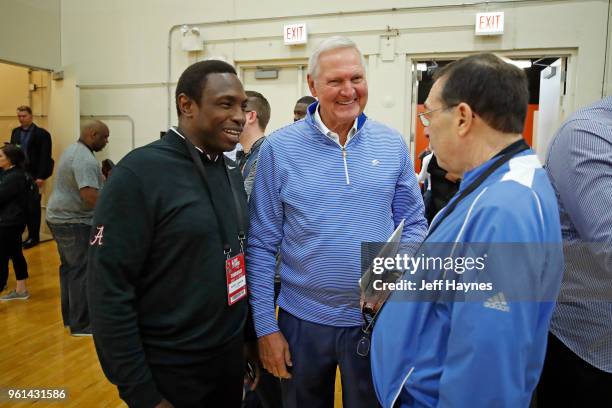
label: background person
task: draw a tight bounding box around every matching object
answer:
[46,120,109,336]
[418,151,461,224]
[293,95,316,122]
[237,90,271,199]
[0,144,30,300]
[10,105,53,249]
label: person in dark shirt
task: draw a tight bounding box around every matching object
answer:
[293,95,316,122]
[10,105,53,248]
[88,60,252,408]
[421,152,461,224]
[0,144,30,300]
[237,91,283,408]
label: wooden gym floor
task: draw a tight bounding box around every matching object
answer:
[0,240,344,407]
[0,240,122,407]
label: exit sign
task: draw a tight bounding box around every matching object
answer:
[475,12,504,36]
[283,23,307,45]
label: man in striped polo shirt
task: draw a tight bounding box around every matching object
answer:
[247,36,427,408]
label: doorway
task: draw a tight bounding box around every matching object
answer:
[411,56,568,171]
[239,62,311,134]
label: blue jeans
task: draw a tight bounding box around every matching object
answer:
[47,222,92,333]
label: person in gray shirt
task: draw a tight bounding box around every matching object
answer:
[46,120,109,336]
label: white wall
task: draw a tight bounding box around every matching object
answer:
[57,0,611,160]
[604,0,612,96]
[0,0,61,70]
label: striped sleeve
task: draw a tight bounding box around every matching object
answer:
[546,119,612,272]
[246,139,283,337]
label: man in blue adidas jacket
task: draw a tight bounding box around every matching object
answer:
[370,54,564,407]
[247,36,428,408]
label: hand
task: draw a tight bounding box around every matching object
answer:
[360,286,388,315]
[257,331,292,379]
[154,398,174,408]
[35,179,44,189]
[244,341,261,391]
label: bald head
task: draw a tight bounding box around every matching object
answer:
[80,120,109,152]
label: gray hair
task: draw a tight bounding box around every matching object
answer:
[307,36,366,79]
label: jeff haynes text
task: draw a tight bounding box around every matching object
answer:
[373,279,493,293]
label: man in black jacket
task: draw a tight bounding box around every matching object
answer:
[88,60,252,408]
[11,105,53,248]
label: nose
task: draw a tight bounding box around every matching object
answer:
[232,106,246,127]
[424,126,430,138]
[339,80,354,96]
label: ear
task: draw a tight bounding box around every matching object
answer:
[456,102,474,138]
[177,93,195,118]
[307,74,317,98]
[246,110,257,125]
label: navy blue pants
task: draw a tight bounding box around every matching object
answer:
[278,310,379,408]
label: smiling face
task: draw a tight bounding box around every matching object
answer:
[307,47,368,133]
[190,73,247,153]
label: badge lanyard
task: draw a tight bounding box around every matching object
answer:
[172,128,246,257]
[357,138,530,356]
[426,139,530,238]
[171,128,248,305]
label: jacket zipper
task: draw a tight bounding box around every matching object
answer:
[391,366,415,407]
[342,147,350,185]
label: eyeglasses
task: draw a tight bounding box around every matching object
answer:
[417,105,457,127]
[356,309,375,357]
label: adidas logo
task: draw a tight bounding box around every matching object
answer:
[483,292,510,312]
[372,159,380,166]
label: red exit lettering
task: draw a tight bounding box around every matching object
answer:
[286,25,303,40]
[479,14,502,30]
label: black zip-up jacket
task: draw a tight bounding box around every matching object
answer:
[87,131,249,408]
[0,167,27,228]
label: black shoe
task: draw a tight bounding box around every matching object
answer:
[22,238,40,249]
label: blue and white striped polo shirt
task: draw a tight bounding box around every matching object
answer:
[247,104,428,337]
